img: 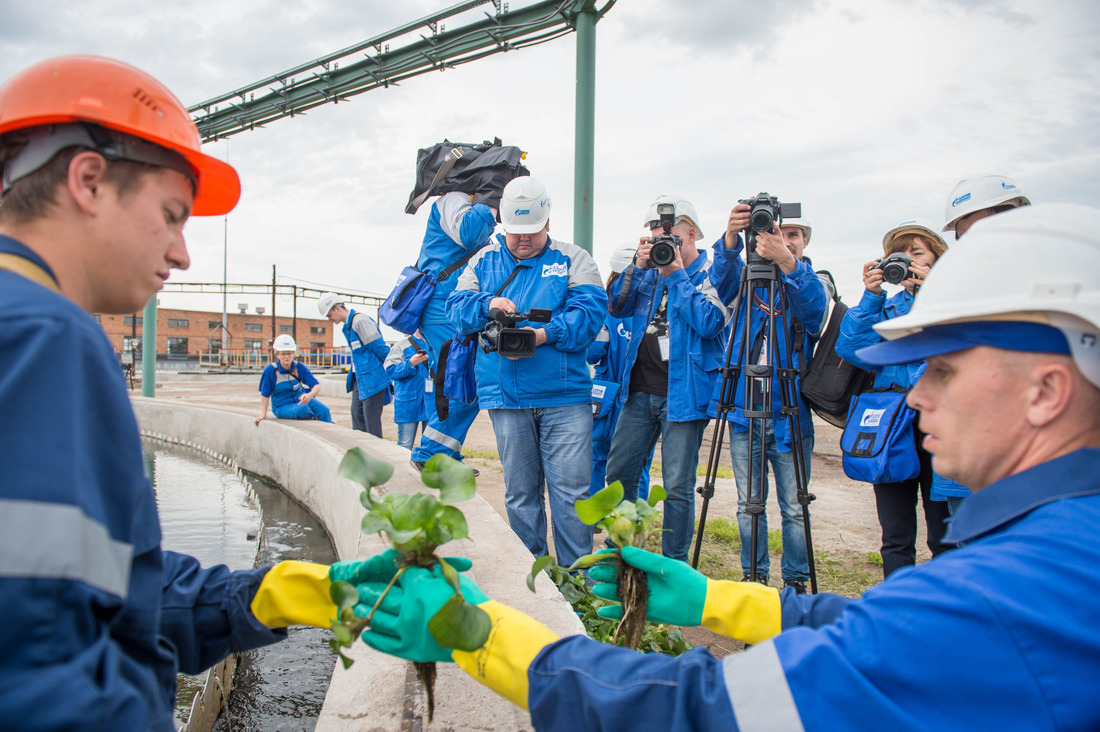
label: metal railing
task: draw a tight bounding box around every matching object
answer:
[199,348,351,370]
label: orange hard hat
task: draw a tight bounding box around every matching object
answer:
[0,55,239,216]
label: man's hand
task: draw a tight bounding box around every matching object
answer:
[635,236,653,270]
[655,239,686,278]
[488,296,516,314]
[725,203,751,249]
[754,227,798,273]
[862,260,885,295]
[410,352,430,367]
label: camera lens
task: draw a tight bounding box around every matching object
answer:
[650,241,675,267]
[882,262,907,284]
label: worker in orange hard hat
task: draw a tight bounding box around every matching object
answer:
[0,56,375,730]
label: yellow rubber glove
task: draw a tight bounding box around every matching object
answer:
[251,561,336,628]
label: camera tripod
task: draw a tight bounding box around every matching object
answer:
[691,229,818,593]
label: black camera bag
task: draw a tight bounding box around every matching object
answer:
[795,271,876,428]
[405,138,528,214]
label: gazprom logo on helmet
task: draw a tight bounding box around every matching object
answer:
[515,208,530,216]
[952,192,972,208]
[1002,181,1017,190]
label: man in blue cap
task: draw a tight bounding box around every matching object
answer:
[345,203,1100,731]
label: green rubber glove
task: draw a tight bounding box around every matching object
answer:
[590,546,708,627]
[357,563,490,663]
[328,548,473,585]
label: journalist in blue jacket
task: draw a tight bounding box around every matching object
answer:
[708,206,829,592]
[835,219,962,577]
[353,203,1100,732]
[604,196,730,562]
[447,176,606,567]
[384,334,434,450]
[0,56,381,730]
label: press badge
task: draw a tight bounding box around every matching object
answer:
[658,334,670,361]
[425,378,433,393]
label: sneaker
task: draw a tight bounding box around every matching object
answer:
[409,460,479,477]
[783,579,808,595]
[740,574,770,586]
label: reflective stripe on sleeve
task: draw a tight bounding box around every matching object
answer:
[721,639,804,732]
[0,499,133,598]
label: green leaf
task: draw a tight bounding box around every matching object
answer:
[359,489,375,510]
[331,621,352,645]
[338,448,394,489]
[437,505,469,542]
[392,493,438,530]
[420,454,477,503]
[329,580,360,613]
[566,553,616,571]
[429,595,492,652]
[576,482,624,525]
[438,556,461,594]
[527,555,557,592]
[338,650,355,669]
[647,484,667,506]
[559,581,586,604]
[387,527,426,550]
[361,512,393,535]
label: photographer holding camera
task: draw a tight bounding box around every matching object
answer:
[835,219,963,576]
[708,201,829,593]
[603,195,730,562]
[446,176,606,566]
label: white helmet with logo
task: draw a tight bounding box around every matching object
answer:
[273,334,297,353]
[643,195,704,240]
[882,218,946,254]
[942,173,1030,233]
[780,217,812,244]
[500,176,551,234]
[317,292,343,318]
[874,204,1100,387]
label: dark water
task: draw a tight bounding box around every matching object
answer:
[144,439,337,732]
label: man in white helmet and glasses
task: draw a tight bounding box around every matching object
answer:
[447,176,606,567]
[349,204,1100,731]
[318,292,391,438]
[942,172,1030,239]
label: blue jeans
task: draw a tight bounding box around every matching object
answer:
[397,421,428,451]
[411,320,480,464]
[605,391,709,562]
[489,404,594,567]
[728,421,813,582]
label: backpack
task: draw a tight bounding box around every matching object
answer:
[404,138,528,214]
[797,271,876,428]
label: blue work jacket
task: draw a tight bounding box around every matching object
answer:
[416,191,498,327]
[447,234,607,409]
[384,336,433,423]
[343,309,391,399]
[707,236,829,451]
[0,236,283,731]
[607,250,730,422]
[527,448,1100,731]
[259,360,320,409]
[837,288,969,498]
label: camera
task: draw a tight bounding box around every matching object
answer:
[873,252,913,285]
[480,307,553,358]
[738,192,802,235]
[649,202,682,267]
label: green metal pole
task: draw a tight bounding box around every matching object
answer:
[142,296,157,397]
[573,5,596,254]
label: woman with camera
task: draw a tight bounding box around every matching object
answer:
[835,219,965,577]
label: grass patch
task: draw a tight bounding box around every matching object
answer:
[649,463,734,479]
[640,514,881,597]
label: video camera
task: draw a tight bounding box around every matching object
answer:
[481,307,552,358]
[649,202,683,267]
[738,192,802,235]
[873,252,913,285]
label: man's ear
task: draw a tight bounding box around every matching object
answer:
[1026,360,1076,428]
[66,151,109,216]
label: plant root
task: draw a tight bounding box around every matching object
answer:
[613,563,648,650]
[415,660,437,723]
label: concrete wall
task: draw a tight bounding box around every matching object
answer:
[132,398,583,730]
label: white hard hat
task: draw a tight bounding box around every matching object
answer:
[317,292,343,317]
[609,244,638,274]
[780,218,812,243]
[942,173,1030,233]
[273,334,297,352]
[862,204,1100,387]
[500,176,551,234]
[882,218,947,255]
[643,195,704,240]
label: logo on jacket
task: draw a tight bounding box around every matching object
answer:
[616,322,632,340]
[542,262,568,277]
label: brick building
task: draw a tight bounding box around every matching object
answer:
[94,307,332,357]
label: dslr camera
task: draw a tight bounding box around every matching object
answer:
[481,307,553,359]
[873,253,913,285]
[738,192,802,235]
[648,202,682,267]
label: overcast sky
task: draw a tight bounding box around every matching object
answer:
[3,0,1099,345]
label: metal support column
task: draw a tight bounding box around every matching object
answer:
[573,4,597,254]
[142,296,157,397]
